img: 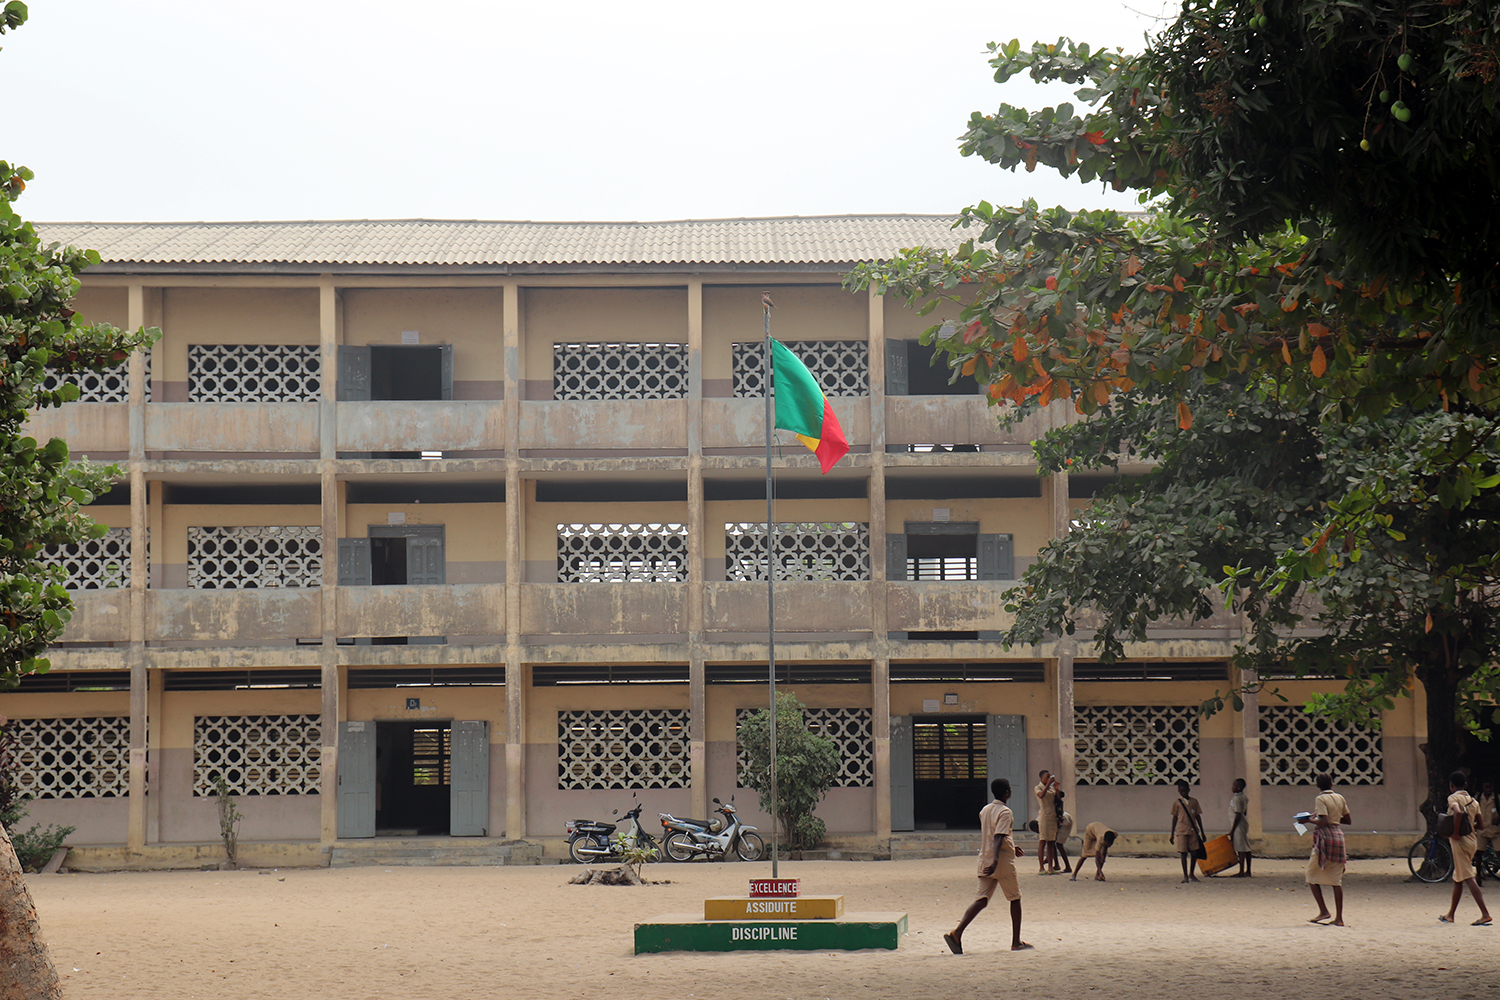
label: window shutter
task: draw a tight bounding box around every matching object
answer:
[885,533,908,581]
[337,345,371,401]
[977,533,1013,581]
[885,340,908,396]
[337,538,371,587]
[439,344,455,401]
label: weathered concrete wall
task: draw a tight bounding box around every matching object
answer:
[0,690,132,843]
[886,396,1056,448]
[24,402,130,456]
[149,590,322,642]
[71,285,130,328]
[702,397,872,451]
[705,582,871,633]
[521,399,687,451]
[886,582,1014,632]
[147,402,320,453]
[336,583,504,639]
[702,284,865,395]
[337,400,506,453]
[60,590,132,643]
[520,583,688,637]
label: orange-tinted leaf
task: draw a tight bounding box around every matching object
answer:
[1471,365,1483,392]
[1173,273,1186,291]
[1083,130,1106,145]
[1038,379,1054,407]
[961,356,979,377]
[964,320,984,343]
[1310,345,1327,377]
[1280,296,1299,312]
[1177,400,1193,430]
[1123,255,1142,278]
[1307,322,1330,339]
[1092,381,1110,405]
[1281,340,1293,365]
[1425,613,1434,633]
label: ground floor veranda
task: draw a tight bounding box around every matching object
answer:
[3,647,1432,865]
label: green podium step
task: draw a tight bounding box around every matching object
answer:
[634,912,907,953]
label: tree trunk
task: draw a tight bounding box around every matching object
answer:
[0,821,63,1000]
[1417,664,1462,834]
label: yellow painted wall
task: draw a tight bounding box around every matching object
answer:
[706,683,874,743]
[158,289,319,381]
[527,683,690,742]
[345,686,507,740]
[528,502,690,556]
[345,503,505,562]
[0,690,130,720]
[702,284,865,382]
[159,505,322,564]
[158,689,322,750]
[882,294,965,339]
[82,506,132,531]
[341,288,505,381]
[888,497,1051,556]
[705,499,870,558]
[523,288,689,378]
[71,286,129,328]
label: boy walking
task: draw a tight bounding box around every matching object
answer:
[946,777,1032,954]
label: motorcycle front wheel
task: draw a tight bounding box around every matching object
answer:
[735,832,765,862]
[665,832,697,862]
[568,834,605,865]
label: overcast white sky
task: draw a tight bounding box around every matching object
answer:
[2,0,1174,223]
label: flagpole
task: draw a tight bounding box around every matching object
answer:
[763,297,779,879]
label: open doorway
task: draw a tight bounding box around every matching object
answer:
[375,720,452,835]
[912,715,988,830]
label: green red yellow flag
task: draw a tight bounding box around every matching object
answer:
[771,339,848,474]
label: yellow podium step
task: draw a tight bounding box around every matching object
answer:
[704,895,845,920]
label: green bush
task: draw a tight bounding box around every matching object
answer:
[738,692,840,852]
[10,820,75,873]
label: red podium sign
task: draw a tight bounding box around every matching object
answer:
[748,879,800,898]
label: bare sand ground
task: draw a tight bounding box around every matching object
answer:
[24,854,1497,1000]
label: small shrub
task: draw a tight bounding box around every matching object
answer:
[212,773,242,868]
[11,821,75,872]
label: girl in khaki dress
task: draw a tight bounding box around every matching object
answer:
[1439,770,1492,926]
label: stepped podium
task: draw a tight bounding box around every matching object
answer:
[634,878,908,953]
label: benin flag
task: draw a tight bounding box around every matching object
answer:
[771,339,849,474]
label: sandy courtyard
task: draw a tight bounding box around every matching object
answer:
[22,854,1498,999]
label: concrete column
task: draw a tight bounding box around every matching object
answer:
[502,281,527,839]
[317,278,341,844]
[867,288,892,843]
[125,284,147,854]
[145,668,163,843]
[686,279,708,820]
[1240,666,1265,838]
[1056,642,1077,815]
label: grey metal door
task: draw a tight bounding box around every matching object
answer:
[450,720,489,837]
[337,538,371,586]
[986,714,1028,828]
[337,721,377,838]
[890,715,914,832]
[406,534,446,585]
[337,345,372,401]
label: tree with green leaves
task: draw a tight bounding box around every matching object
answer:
[0,4,157,992]
[737,692,841,852]
[1003,378,1499,820]
[846,0,1500,826]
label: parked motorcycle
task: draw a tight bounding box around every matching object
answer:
[565,795,660,864]
[659,797,764,862]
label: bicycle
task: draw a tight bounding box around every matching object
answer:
[1408,833,1454,882]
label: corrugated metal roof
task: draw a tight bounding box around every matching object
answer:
[32,216,966,268]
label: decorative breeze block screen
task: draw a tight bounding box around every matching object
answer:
[193,714,322,796]
[42,354,151,402]
[187,344,322,402]
[39,528,132,589]
[557,523,688,583]
[553,342,688,400]
[188,526,322,588]
[1259,706,1384,786]
[732,341,869,398]
[557,709,689,789]
[10,716,129,798]
[725,522,870,582]
[735,707,873,788]
[1074,705,1199,786]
